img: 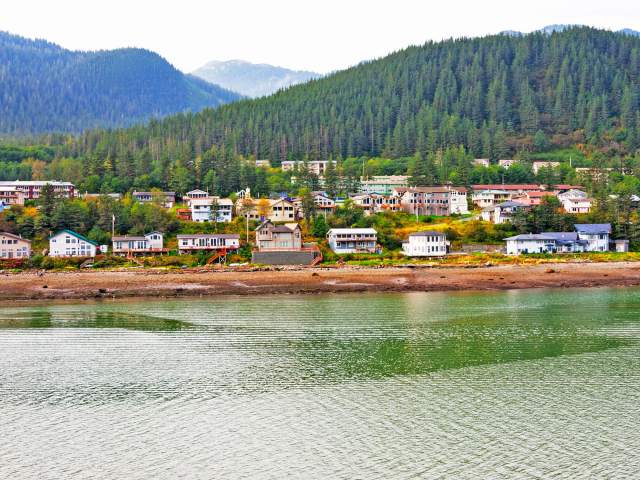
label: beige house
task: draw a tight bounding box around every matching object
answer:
[177,234,240,254]
[112,232,164,255]
[239,197,298,222]
[256,221,302,251]
[0,186,26,206]
[0,232,31,259]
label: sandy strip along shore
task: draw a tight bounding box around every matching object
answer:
[1,262,640,303]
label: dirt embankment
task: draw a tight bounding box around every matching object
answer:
[1,262,640,302]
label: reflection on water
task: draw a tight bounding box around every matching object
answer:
[1,289,640,478]
[0,311,191,331]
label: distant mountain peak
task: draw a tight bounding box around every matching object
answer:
[192,59,321,98]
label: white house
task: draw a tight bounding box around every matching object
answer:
[189,197,234,223]
[49,230,98,257]
[473,159,490,168]
[326,228,378,254]
[505,224,615,255]
[112,232,164,255]
[504,234,557,255]
[184,189,209,204]
[176,234,240,254]
[575,224,611,252]
[190,198,214,222]
[402,231,448,257]
[492,201,528,224]
[562,197,592,214]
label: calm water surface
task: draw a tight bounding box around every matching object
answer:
[1,288,640,479]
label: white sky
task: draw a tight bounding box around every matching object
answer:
[2,0,639,74]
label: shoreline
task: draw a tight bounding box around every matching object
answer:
[2,262,640,303]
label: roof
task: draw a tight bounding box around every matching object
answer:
[473,184,541,191]
[132,191,176,197]
[409,230,446,237]
[0,180,73,187]
[524,191,558,198]
[112,236,146,242]
[50,229,99,246]
[575,223,612,234]
[0,231,31,243]
[395,186,466,194]
[272,225,294,233]
[177,234,240,239]
[186,189,208,195]
[541,232,579,241]
[504,234,556,241]
[328,228,377,234]
[496,201,527,208]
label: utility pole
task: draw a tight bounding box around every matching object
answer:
[246,213,249,245]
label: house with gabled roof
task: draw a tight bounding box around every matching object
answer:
[256,221,302,251]
[505,223,620,255]
[112,232,164,255]
[49,229,98,257]
[0,232,31,259]
[575,224,611,252]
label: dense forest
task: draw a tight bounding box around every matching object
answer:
[0,31,241,134]
[62,27,640,161]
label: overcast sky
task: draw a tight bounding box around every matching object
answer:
[3,0,639,74]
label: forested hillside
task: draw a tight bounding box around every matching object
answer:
[0,32,241,134]
[60,27,640,163]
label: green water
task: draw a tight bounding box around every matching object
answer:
[1,288,639,478]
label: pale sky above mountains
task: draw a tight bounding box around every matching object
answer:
[3,0,639,74]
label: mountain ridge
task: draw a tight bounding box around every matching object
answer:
[0,31,241,134]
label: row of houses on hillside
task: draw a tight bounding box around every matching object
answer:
[473,184,593,220]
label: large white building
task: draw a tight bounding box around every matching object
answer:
[327,228,378,254]
[0,180,75,200]
[281,160,337,176]
[49,230,98,257]
[402,231,448,257]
